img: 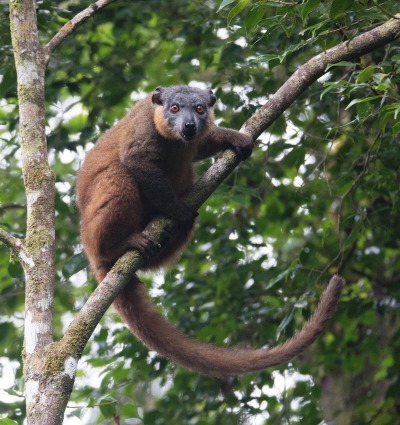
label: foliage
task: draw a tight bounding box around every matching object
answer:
[0,0,399,424]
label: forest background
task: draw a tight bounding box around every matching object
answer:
[0,1,399,424]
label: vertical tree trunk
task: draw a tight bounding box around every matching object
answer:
[9,1,61,423]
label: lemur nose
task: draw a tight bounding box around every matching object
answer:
[185,122,196,130]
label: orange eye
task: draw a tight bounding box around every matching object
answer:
[196,105,205,114]
[170,104,180,113]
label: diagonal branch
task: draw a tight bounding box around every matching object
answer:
[60,15,400,359]
[243,14,400,140]
[45,0,117,57]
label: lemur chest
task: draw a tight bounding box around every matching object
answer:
[163,146,196,194]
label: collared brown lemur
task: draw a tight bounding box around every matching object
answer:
[76,85,344,377]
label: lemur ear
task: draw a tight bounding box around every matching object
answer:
[208,90,217,107]
[152,87,164,105]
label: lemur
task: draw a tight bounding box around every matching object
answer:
[76,85,344,377]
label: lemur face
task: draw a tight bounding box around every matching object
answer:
[152,86,216,142]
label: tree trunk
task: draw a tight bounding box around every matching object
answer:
[9,1,68,424]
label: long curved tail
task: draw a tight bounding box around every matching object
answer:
[112,274,344,377]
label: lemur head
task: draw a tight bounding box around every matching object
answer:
[152,85,216,142]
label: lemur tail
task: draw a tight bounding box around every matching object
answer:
[112,274,345,377]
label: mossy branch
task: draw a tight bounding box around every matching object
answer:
[62,15,400,358]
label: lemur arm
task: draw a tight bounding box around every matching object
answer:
[196,126,253,161]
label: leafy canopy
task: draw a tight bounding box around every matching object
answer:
[0,0,399,424]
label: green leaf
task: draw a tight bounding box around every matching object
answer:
[393,121,400,136]
[326,61,358,71]
[217,0,236,13]
[7,261,23,278]
[245,5,265,36]
[266,269,292,290]
[283,147,306,169]
[356,66,375,83]
[378,104,400,133]
[329,0,354,19]
[371,413,395,425]
[99,397,117,419]
[320,80,348,99]
[301,0,321,21]
[0,69,16,98]
[227,0,251,26]
[277,309,294,339]
[374,80,392,91]
[69,409,82,419]
[0,419,19,425]
[121,402,140,419]
[87,397,96,408]
[252,53,284,64]
[64,114,88,133]
[345,95,381,110]
[62,252,88,279]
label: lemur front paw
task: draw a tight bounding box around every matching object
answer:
[229,132,254,161]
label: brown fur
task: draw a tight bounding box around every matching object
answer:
[77,90,344,376]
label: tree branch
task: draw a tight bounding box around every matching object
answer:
[62,15,400,359]
[45,0,117,57]
[243,14,400,140]
[0,227,27,261]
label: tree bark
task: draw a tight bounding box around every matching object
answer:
[9,0,58,423]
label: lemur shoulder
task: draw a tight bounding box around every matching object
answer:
[77,85,344,377]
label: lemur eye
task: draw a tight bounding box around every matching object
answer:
[170,104,180,113]
[196,105,205,114]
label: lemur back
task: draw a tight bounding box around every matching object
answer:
[77,85,344,376]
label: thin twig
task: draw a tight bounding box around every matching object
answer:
[45,0,117,57]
